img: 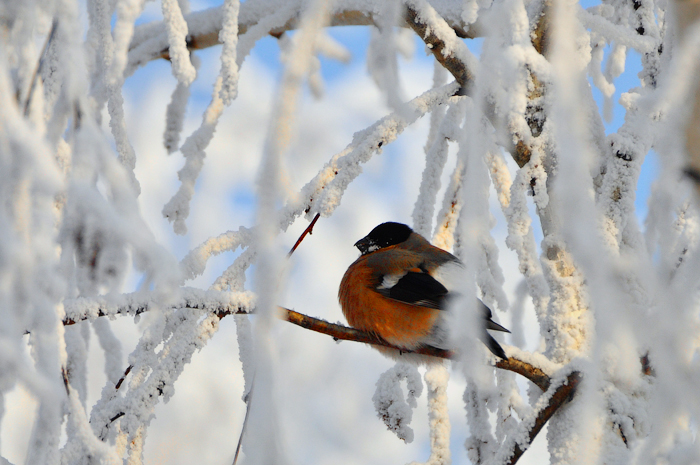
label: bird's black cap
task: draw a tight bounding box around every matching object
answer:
[354,222,413,255]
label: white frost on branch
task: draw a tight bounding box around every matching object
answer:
[407,0,480,75]
[367,0,406,111]
[372,363,424,444]
[314,83,460,217]
[413,99,467,237]
[179,226,255,282]
[161,76,225,235]
[412,364,451,465]
[161,0,197,86]
[577,7,657,53]
[218,0,241,105]
[163,55,199,153]
[162,2,299,234]
[63,288,256,324]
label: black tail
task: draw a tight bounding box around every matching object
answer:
[479,300,509,358]
[481,332,508,359]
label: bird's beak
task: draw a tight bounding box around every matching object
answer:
[354,236,372,254]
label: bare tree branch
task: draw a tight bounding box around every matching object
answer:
[404,4,473,91]
[506,371,582,465]
[23,19,58,116]
[127,5,480,72]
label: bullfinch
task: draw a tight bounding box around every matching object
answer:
[339,222,509,359]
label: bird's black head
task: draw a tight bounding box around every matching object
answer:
[354,222,413,255]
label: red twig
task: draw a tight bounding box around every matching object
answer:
[288,213,321,257]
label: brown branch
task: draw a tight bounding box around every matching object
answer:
[282,306,578,465]
[404,5,473,91]
[281,307,560,394]
[496,357,551,392]
[511,0,551,168]
[154,10,378,62]
[288,213,321,257]
[282,307,455,359]
[506,371,582,465]
[531,0,552,57]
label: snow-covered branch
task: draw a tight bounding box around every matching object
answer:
[126,2,482,75]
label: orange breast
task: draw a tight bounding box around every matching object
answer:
[339,256,440,349]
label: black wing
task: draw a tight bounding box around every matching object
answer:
[378,271,510,359]
[376,271,449,310]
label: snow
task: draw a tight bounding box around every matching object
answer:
[420,364,452,465]
[2,0,699,463]
[161,0,197,86]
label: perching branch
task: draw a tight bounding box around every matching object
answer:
[62,292,552,391]
[282,307,455,358]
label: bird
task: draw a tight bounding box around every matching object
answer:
[338,222,509,360]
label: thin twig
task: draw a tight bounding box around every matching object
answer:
[231,382,253,465]
[288,213,321,257]
[61,366,70,396]
[24,19,58,116]
[115,365,133,390]
[109,412,125,424]
[496,357,551,392]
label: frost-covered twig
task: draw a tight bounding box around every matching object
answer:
[62,289,257,326]
[23,19,58,116]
